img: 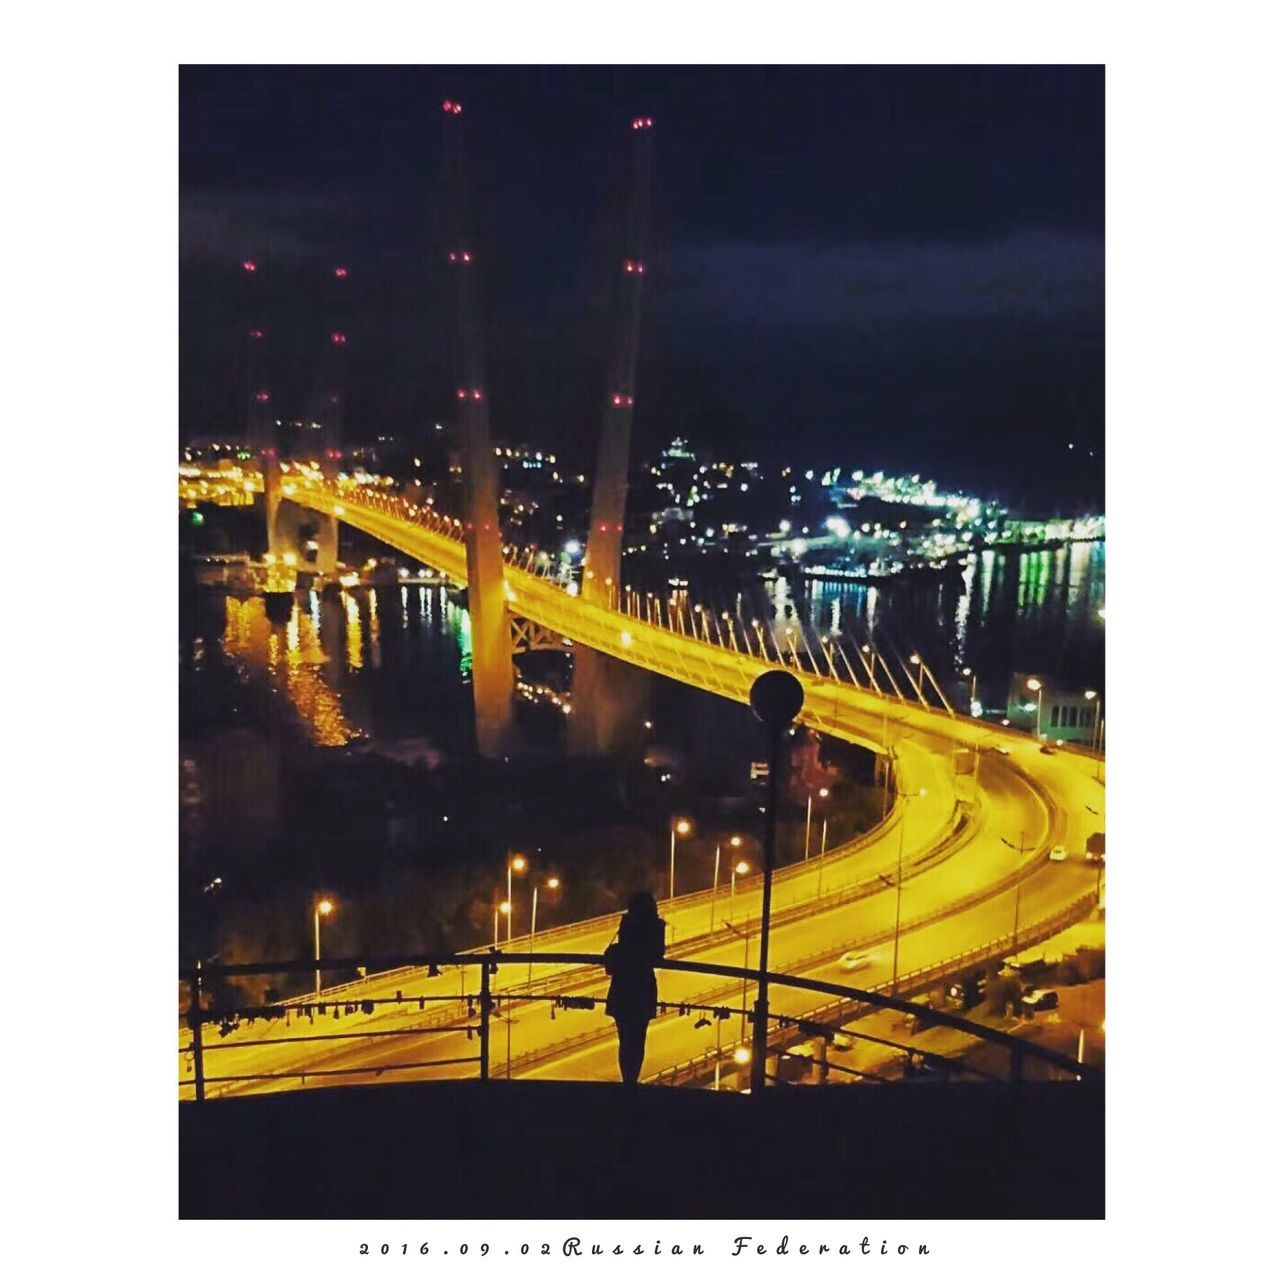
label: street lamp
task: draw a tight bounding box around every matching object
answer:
[909,653,925,702]
[729,859,750,921]
[861,642,882,693]
[815,801,836,897]
[889,789,927,996]
[1000,835,1029,954]
[723,918,753,1037]
[528,876,561,986]
[710,836,742,934]
[1026,678,1044,740]
[313,897,335,996]
[804,786,829,860]
[1084,689,1101,750]
[506,854,527,943]
[962,666,978,713]
[494,899,511,948]
[669,818,691,900]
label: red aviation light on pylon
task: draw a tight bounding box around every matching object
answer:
[471,388,483,402]
[448,250,473,264]
[333,266,349,278]
[442,99,462,115]
[329,394,341,405]
[623,259,646,275]
[611,393,635,408]
[255,391,270,403]
[331,332,348,345]
[242,260,258,273]
[456,387,484,402]
[248,328,263,339]
[631,117,653,130]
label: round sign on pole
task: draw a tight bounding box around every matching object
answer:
[749,669,804,732]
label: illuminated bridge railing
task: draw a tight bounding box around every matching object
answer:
[283,476,940,745]
[274,471,1106,761]
[194,466,1106,763]
[180,942,1101,1102]
[185,465,1106,759]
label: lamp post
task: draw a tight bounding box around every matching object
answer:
[1026,678,1044,740]
[506,853,527,943]
[804,786,829,860]
[494,899,510,948]
[528,876,560,986]
[669,818,691,900]
[963,666,978,713]
[710,836,741,934]
[729,858,750,921]
[888,789,927,996]
[723,918,752,1038]
[1000,834,1029,953]
[1084,689,1101,750]
[313,897,334,996]
[747,668,805,1093]
[816,811,833,897]
[909,653,925,702]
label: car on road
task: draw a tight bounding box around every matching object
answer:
[838,951,873,973]
[1049,844,1068,862]
[1021,989,1060,1014]
[946,973,987,1011]
[778,1042,815,1082]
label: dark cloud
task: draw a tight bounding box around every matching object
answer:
[676,229,1103,330]
[179,65,1103,502]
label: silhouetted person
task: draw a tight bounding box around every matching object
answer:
[604,891,667,1084]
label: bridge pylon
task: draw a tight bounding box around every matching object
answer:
[571,114,655,755]
[442,98,513,757]
[262,454,338,575]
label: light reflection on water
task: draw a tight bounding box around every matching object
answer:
[768,540,1105,694]
[218,584,476,750]
[224,595,355,747]
[212,540,1103,751]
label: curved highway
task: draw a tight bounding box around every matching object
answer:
[179,472,1105,1095]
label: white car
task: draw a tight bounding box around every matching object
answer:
[1048,844,1068,862]
[838,951,872,973]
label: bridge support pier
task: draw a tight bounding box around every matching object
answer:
[568,647,651,756]
[262,457,339,574]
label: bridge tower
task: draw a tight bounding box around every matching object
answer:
[319,262,351,458]
[239,257,272,454]
[570,115,656,754]
[442,97,514,757]
[245,258,338,575]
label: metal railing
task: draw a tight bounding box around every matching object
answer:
[180,909,1103,1101]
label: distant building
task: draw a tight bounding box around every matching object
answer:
[1005,672,1101,745]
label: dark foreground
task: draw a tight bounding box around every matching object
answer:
[180,1080,1103,1219]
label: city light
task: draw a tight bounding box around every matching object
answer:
[178,74,1104,1154]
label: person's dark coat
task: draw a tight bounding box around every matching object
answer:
[604,905,666,1022]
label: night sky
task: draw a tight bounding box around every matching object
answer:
[180,65,1104,508]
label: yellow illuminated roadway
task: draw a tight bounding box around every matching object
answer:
[179,472,1105,1094]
